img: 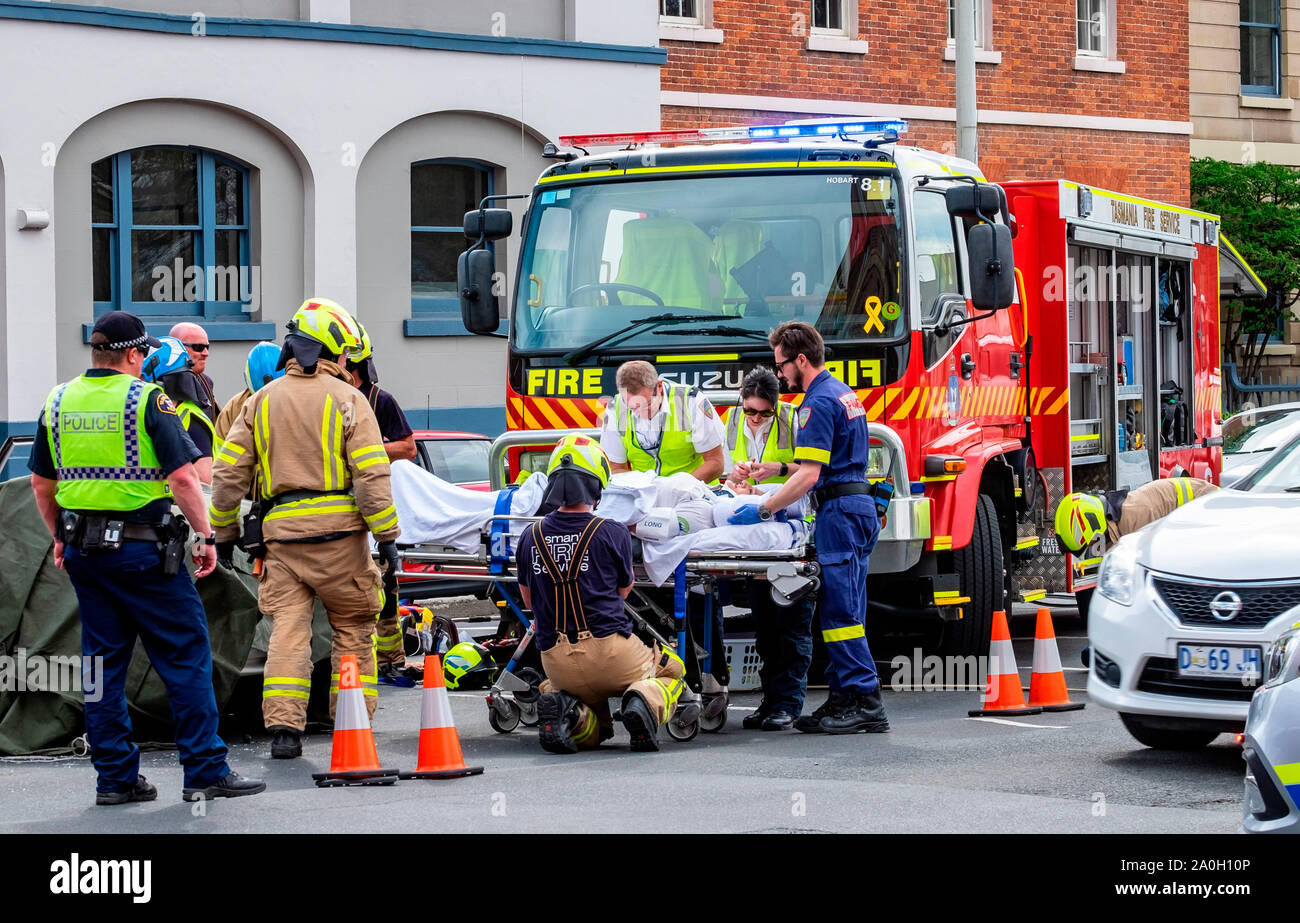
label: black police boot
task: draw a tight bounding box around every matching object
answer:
[269,726,302,760]
[794,692,850,734]
[537,692,580,755]
[620,691,661,752]
[742,698,773,730]
[96,775,158,806]
[183,770,267,802]
[761,711,796,731]
[820,690,890,735]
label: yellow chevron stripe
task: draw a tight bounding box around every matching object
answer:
[866,393,885,421]
[885,386,903,416]
[1033,387,1052,415]
[927,386,947,418]
[1046,391,1071,415]
[892,386,923,420]
[534,398,568,430]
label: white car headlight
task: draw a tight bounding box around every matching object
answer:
[1263,627,1300,688]
[1097,538,1140,606]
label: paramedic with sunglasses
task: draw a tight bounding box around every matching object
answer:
[726,367,814,731]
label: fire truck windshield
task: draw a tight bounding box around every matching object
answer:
[513,170,903,354]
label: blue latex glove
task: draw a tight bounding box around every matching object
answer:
[727,503,765,526]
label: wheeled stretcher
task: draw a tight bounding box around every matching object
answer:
[396,512,822,742]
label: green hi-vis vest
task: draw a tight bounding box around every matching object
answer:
[44,373,171,511]
[614,382,707,477]
[725,401,798,483]
[178,400,215,450]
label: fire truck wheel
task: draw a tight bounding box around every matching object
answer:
[941,493,1005,659]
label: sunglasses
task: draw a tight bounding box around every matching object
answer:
[774,356,796,373]
[184,342,210,353]
[742,407,775,418]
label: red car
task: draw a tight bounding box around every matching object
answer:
[411,430,492,490]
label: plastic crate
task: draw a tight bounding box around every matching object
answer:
[723,636,763,691]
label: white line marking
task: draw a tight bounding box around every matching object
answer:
[967,716,1069,729]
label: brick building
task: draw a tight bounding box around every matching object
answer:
[659,0,1192,204]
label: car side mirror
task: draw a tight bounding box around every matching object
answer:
[458,248,499,334]
[966,222,1015,312]
[464,208,512,241]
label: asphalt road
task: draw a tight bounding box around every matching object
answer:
[0,605,1247,834]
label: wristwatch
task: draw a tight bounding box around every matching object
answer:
[201,532,217,546]
[779,463,789,478]
[758,505,773,522]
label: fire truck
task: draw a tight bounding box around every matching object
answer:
[455,118,1264,655]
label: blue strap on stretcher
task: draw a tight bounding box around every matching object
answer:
[674,559,687,656]
[488,486,517,576]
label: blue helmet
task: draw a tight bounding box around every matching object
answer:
[141,337,192,383]
[244,341,283,392]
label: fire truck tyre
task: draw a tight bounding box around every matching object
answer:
[569,282,665,307]
[941,493,1005,659]
[1118,713,1218,750]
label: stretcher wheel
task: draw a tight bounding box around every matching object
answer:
[488,701,521,733]
[517,700,539,727]
[699,691,728,732]
[665,714,699,742]
[514,667,544,704]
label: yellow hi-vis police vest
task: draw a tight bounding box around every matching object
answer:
[614,382,707,477]
[725,401,798,483]
[44,373,171,511]
[178,400,215,450]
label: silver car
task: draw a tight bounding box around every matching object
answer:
[1242,625,1300,833]
[1222,402,1300,487]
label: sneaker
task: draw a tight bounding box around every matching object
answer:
[182,770,266,802]
[794,692,850,734]
[536,692,579,755]
[620,691,660,752]
[820,690,890,735]
[741,698,773,730]
[269,726,302,760]
[95,775,157,806]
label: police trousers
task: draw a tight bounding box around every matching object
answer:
[540,632,686,749]
[64,541,230,792]
[257,531,384,732]
[815,494,881,695]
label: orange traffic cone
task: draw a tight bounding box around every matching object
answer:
[312,654,400,787]
[1027,608,1085,712]
[968,610,1042,717]
[399,655,484,780]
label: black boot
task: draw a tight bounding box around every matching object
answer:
[96,775,158,806]
[742,698,773,730]
[794,692,850,734]
[183,770,266,801]
[537,692,580,754]
[620,691,660,752]
[820,690,890,735]
[269,726,302,759]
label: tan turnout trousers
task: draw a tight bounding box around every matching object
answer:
[374,612,405,668]
[259,531,385,731]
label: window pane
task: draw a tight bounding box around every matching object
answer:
[913,192,961,319]
[213,230,244,301]
[214,161,244,226]
[412,162,490,229]
[1077,0,1104,52]
[1241,25,1277,87]
[661,0,696,17]
[948,0,983,44]
[92,158,114,224]
[92,228,112,302]
[130,149,198,226]
[412,231,466,295]
[812,0,841,30]
[1240,0,1278,25]
[132,229,196,302]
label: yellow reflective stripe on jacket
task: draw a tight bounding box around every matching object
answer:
[364,504,399,533]
[355,455,388,471]
[254,396,272,489]
[822,624,866,643]
[350,444,387,464]
[794,446,831,464]
[215,441,244,466]
[263,492,359,522]
[209,503,241,528]
[1172,477,1192,506]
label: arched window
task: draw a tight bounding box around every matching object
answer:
[92,147,252,319]
[411,158,495,327]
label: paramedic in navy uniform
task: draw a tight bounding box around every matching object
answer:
[728,321,888,734]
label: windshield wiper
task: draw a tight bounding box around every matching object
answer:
[562,313,727,365]
[653,325,771,342]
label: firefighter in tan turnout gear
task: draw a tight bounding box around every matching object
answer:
[210,298,402,760]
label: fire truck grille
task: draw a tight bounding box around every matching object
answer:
[1152,577,1300,629]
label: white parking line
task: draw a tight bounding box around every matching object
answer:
[967,716,1069,729]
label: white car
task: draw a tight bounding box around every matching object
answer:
[1088,432,1300,749]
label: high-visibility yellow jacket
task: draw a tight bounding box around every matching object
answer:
[724,400,798,483]
[209,358,401,544]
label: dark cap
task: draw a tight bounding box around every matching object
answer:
[90,311,162,352]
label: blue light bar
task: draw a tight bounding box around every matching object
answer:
[742,118,908,140]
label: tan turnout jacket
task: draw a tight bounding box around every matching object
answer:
[210,358,401,544]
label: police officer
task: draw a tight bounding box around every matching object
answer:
[729,321,888,734]
[28,311,265,804]
[346,322,419,684]
[725,367,814,731]
[1056,476,1219,620]
[210,298,401,760]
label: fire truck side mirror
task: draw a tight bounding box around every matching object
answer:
[458,248,500,334]
[945,184,1004,222]
[463,208,513,240]
[966,222,1016,312]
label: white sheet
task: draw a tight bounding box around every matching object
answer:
[388,460,547,552]
[639,520,810,586]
